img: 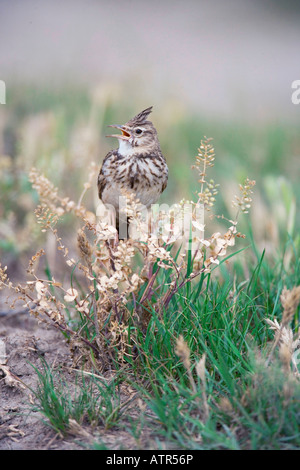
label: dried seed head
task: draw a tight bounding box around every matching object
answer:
[281,285,300,326]
[196,354,206,382]
[35,281,46,299]
[77,229,92,262]
[175,335,191,370]
[0,264,8,288]
[64,287,79,303]
[233,178,256,213]
[279,342,292,373]
[218,396,233,414]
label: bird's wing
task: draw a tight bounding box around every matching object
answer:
[97,172,106,200]
[162,175,168,193]
[97,150,115,200]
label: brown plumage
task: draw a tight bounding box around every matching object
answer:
[98,107,168,238]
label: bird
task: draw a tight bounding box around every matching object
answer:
[98,106,168,238]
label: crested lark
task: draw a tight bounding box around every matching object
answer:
[98,106,168,237]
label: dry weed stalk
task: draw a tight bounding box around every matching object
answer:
[175,336,209,423]
[196,353,209,423]
[265,285,300,369]
[0,137,254,370]
[175,335,196,394]
[193,137,219,212]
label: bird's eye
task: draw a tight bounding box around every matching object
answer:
[135,128,143,135]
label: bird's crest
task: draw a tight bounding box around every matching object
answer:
[126,106,153,126]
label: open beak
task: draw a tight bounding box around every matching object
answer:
[106,125,131,140]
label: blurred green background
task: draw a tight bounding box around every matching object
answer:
[0,0,299,279]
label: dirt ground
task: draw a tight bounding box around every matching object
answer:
[0,303,152,450]
[0,308,82,450]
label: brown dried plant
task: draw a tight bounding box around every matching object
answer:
[265,285,300,370]
[0,138,255,371]
[175,335,209,423]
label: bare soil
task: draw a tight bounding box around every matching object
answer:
[0,307,151,450]
[0,310,81,450]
